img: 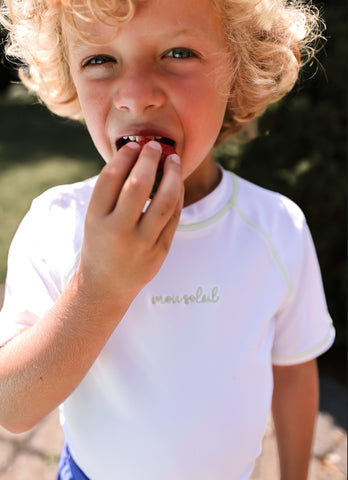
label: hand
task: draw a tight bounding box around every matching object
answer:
[76,140,184,309]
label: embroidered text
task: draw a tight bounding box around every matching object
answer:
[152,286,220,305]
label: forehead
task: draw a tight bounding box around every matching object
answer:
[65,0,225,46]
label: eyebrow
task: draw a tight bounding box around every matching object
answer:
[69,26,215,51]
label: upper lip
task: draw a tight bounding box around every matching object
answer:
[115,126,176,150]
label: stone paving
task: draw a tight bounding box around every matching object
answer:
[0,286,346,479]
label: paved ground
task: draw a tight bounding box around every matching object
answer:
[0,286,346,479]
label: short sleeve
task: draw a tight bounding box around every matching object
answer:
[0,196,64,346]
[0,177,95,347]
[272,212,335,365]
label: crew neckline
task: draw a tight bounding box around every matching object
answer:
[178,168,237,231]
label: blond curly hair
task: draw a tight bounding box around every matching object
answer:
[0,0,322,142]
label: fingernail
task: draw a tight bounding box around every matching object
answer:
[126,141,141,150]
[147,140,162,151]
[167,153,180,164]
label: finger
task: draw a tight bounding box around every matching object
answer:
[156,181,185,252]
[88,142,141,218]
[139,153,183,239]
[115,141,163,225]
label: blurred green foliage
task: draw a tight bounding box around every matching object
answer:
[0,91,104,282]
[215,1,347,346]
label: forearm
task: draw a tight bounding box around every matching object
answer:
[0,273,131,433]
[272,360,319,480]
[0,145,183,434]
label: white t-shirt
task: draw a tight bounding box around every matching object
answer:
[0,168,335,480]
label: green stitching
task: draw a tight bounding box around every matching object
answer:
[176,173,238,232]
[233,203,292,295]
[272,322,335,363]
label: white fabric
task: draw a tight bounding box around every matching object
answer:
[0,168,335,480]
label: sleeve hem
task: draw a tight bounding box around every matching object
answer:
[272,323,336,366]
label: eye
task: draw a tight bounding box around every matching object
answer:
[82,55,116,68]
[164,48,198,60]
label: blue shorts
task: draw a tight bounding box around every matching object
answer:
[57,442,90,480]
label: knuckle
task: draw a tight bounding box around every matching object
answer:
[127,174,144,192]
[102,163,122,180]
[171,207,181,223]
[156,232,173,255]
[158,192,177,213]
[161,239,171,254]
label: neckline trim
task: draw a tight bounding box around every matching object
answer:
[177,172,238,232]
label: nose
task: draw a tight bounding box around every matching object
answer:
[113,66,166,114]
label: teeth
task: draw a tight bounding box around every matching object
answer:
[122,135,163,142]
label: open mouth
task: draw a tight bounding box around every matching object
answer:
[116,135,175,150]
[116,136,176,165]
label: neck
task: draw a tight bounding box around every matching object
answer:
[183,160,221,207]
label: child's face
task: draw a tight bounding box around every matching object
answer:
[67,0,232,184]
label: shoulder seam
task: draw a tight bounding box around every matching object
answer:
[232,174,293,297]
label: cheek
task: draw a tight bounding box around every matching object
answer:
[77,88,113,161]
[77,83,105,122]
[178,79,230,174]
[69,60,113,161]
[183,82,229,143]
[185,71,230,121]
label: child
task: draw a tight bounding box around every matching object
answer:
[0,0,335,479]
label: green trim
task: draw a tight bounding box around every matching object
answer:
[177,173,238,232]
[272,323,335,363]
[231,173,292,295]
[232,204,292,295]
